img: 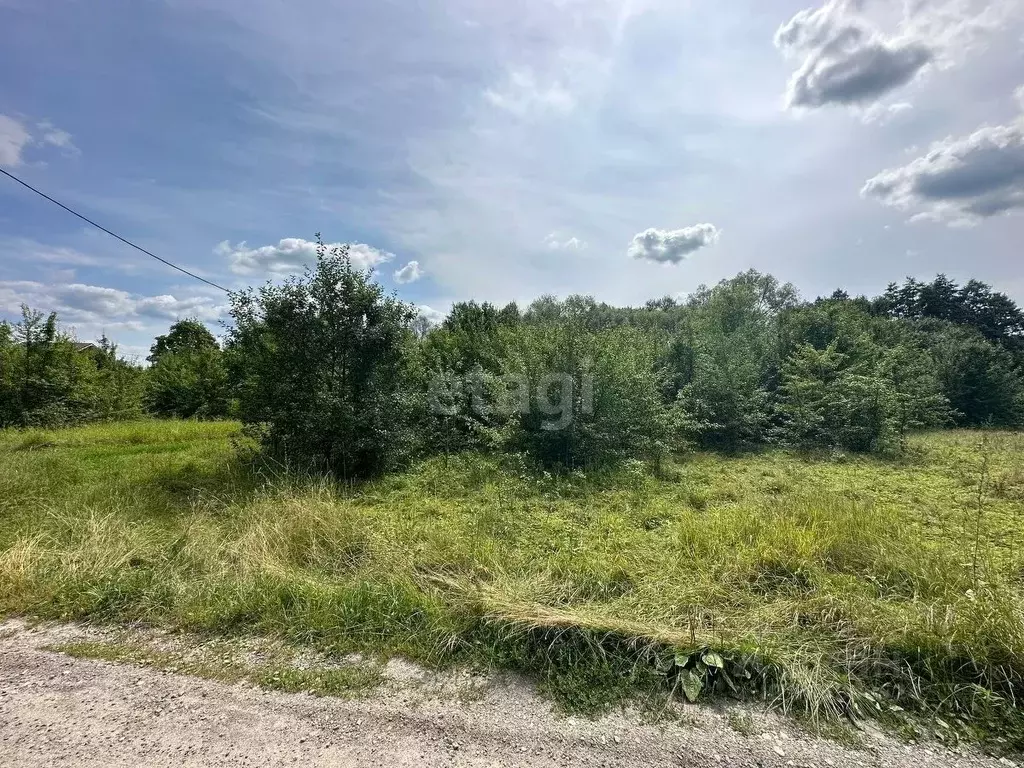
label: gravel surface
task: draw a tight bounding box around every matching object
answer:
[0,619,1017,768]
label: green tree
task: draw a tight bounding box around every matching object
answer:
[0,306,142,427]
[774,343,845,451]
[148,318,219,363]
[875,275,1024,356]
[145,320,229,419]
[145,348,228,419]
[672,271,795,451]
[927,325,1024,426]
[226,235,417,479]
[0,320,17,426]
[502,322,672,469]
[776,338,948,454]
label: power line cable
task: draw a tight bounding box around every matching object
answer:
[0,167,231,293]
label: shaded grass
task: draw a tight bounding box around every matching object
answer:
[2,421,1024,747]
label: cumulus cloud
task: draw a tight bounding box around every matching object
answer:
[416,304,446,326]
[544,233,588,251]
[774,0,1015,112]
[861,95,1024,224]
[217,238,395,276]
[0,280,225,335]
[627,224,720,265]
[775,0,934,110]
[393,260,424,284]
[0,114,31,167]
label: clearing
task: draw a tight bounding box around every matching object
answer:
[1,421,1023,750]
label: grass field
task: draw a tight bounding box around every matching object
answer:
[2,421,1023,745]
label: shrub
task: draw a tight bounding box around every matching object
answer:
[145,348,229,419]
[0,306,143,428]
[226,235,417,479]
[501,321,673,470]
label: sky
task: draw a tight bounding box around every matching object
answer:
[1,0,1023,360]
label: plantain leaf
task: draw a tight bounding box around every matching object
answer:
[702,651,725,669]
[681,669,703,703]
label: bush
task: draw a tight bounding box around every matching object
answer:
[672,272,793,452]
[775,341,948,454]
[144,319,229,420]
[0,306,143,428]
[226,236,417,479]
[145,348,229,419]
[502,322,673,469]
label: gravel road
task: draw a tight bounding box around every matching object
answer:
[0,619,1016,767]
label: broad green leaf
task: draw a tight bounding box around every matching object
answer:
[702,651,725,669]
[681,669,703,703]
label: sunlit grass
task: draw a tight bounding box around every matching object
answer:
[1,420,1023,744]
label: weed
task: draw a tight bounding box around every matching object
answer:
[3,421,1024,748]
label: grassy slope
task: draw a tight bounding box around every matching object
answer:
[1,421,1023,742]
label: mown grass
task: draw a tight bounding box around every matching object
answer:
[2,420,1023,747]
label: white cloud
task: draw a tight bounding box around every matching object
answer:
[775,1,934,110]
[544,233,588,251]
[861,94,1024,224]
[1016,85,1024,111]
[36,120,78,154]
[416,304,446,326]
[393,260,424,284]
[0,280,225,337]
[0,114,31,167]
[862,101,913,125]
[0,116,77,167]
[484,69,576,117]
[774,0,1015,112]
[628,224,720,265]
[217,238,395,276]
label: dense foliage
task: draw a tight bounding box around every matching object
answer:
[145,320,230,420]
[0,306,144,428]
[2,255,1022,472]
[226,238,418,479]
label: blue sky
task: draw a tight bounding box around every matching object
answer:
[1,0,1022,359]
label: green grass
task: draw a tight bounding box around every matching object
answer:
[47,638,384,697]
[2,420,1024,747]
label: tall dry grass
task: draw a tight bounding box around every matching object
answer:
[1,420,1023,741]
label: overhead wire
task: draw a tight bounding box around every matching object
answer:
[0,167,231,293]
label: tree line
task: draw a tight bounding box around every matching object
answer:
[2,237,1022,476]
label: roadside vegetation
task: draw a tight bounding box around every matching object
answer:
[1,421,1024,748]
[2,238,1024,747]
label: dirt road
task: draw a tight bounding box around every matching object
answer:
[0,619,1015,767]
